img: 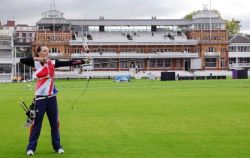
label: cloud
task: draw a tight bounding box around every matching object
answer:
[0,0,249,33]
[240,18,250,33]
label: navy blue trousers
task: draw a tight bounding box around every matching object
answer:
[27,96,62,152]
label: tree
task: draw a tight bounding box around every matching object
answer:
[225,19,241,36]
[183,10,199,20]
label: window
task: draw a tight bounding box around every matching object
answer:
[221,48,226,52]
[0,64,11,73]
[208,47,216,52]
[221,58,225,68]
[229,46,236,52]
[176,59,180,68]
[137,60,144,68]
[156,59,164,67]
[94,59,101,68]
[109,59,117,69]
[205,58,217,67]
[75,49,80,53]
[239,46,247,52]
[229,58,236,64]
[239,58,247,63]
[101,59,108,68]
[51,48,58,53]
[195,48,200,53]
[120,60,128,68]
[129,61,135,68]
[22,33,26,37]
[165,59,171,68]
[149,59,156,68]
[184,48,190,52]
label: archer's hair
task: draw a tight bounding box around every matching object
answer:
[34,45,46,57]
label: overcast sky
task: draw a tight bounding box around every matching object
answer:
[0,0,249,33]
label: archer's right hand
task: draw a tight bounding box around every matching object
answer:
[34,57,48,63]
[83,56,92,64]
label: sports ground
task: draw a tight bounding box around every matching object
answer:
[0,78,250,158]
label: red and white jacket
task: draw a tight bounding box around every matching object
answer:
[34,60,56,96]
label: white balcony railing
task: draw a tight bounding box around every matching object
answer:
[204,52,220,57]
[229,63,250,68]
[49,52,199,59]
[69,39,198,46]
[229,52,250,58]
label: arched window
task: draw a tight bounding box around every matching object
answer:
[207,47,216,52]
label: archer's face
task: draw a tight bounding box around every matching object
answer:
[38,46,49,58]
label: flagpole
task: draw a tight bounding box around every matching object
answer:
[52,0,56,48]
[209,0,212,40]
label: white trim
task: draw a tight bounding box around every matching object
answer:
[69,40,198,46]
[229,52,250,58]
[51,52,199,59]
[229,43,250,46]
[204,52,220,57]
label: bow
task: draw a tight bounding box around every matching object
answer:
[71,36,91,109]
[71,72,90,109]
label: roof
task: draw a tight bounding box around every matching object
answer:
[37,18,192,26]
[36,9,225,26]
[42,9,64,15]
[193,9,220,19]
[68,19,192,26]
[229,34,250,43]
[192,18,225,24]
[37,18,226,26]
[37,18,70,25]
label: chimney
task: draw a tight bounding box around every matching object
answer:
[99,16,104,20]
[151,16,157,19]
[7,20,15,27]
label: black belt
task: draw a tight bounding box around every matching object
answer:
[35,94,56,101]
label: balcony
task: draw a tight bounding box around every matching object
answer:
[198,40,228,45]
[229,52,250,58]
[204,52,220,57]
[48,52,199,59]
[229,63,250,68]
[0,45,12,49]
[33,41,69,45]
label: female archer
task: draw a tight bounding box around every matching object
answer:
[20,45,91,156]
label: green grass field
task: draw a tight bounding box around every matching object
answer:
[0,78,250,158]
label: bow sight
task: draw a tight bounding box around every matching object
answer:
[19,99,37,127]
